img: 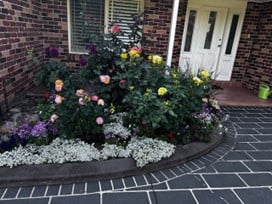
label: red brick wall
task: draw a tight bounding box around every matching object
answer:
[242,2,272,91]
[232,2,272,92]
[0,0,43,111]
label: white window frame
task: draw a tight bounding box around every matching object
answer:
[67,0,144,54]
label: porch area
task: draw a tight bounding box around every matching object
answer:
[213,86,272,107]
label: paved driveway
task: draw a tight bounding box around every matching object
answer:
[0,107,272,204]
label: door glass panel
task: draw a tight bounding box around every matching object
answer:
[204,11,217,49]
[225,15,239,55]
[184,10,197,52]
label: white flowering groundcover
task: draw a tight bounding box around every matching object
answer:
[0,137,175,168]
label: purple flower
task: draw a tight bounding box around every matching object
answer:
[31,121,48,138]
[45,47,59,58]
[79,56,88,66]
[17,123,32,139]
[86,44,97,55]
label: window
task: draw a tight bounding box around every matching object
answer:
[225,15,239,55]
[68,0,143,53]
[204,11,217,49]
[184,10,197,52]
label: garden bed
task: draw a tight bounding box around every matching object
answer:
[0,131,222,187]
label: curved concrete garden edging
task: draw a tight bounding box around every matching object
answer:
[0,133,223,187]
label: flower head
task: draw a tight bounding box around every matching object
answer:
[158,87,168,96]
[164,100,171,106]
[55,95,63,104]
[111,24,120,33]
[97,99,105,106]
[91,95,99,101]
[50,114,59,123]
[79,56,88,66]
[76,89,86,97]
[120,52,128,60]
[129,47,142,58]
[129,86,135,91]
[78,97,85,105]
[193,77,203,85]
[200,70,210,79]
[96,117,104,125]
[31,121,48,138]
[55,80,64,92]
[99,75,111,84]
[152,55,163,64]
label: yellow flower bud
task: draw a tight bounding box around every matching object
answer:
[158,87,167,96]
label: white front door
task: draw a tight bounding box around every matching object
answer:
[179,0,247,81]
[192,7,227,75]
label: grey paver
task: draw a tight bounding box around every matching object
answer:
[223,151,253,160]
[251,142,272,150]
[31,186,46,197]
[235,188,272,204]
[111,179,124,190]
[213,161,250,172]
[244,161,272,171]
[247,151,272,160]
[60,184,73,195]
[100,180,112,191]
[202,174,246,188]
[123,177,136,188]
[0,198,49,204]
[73,183,85,194]
[103,192,149,204]
[17,187,33,198]
[193,189,241,204]
[168,175,207,189]
[51,194,100,204]
[252,135,272,142]
[239,173,272,186]
[256,128,272,134]
[150,191,196,204]
[46,185,60,196]
[133,175,147,186]
[87,181,99,193]
[234,143,256,150]
[237,135,258,142]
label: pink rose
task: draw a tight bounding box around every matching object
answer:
[99,75,111,84]
[96,116,104,125]
[50,114,59,122]
[55,95,63,104]
[91,95,99,101]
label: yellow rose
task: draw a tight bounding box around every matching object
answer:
[120,52,128,60]
[148,55,153,60]
[200,70,210,79]
[152,55,163,64]
[158,87,167,96]
[193,77,203,85]
[55,79,64,86]
[129,49,139,58]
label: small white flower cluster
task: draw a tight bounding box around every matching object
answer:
[103,112,132,139]
[127,137,175,167]
[0,137,175,168]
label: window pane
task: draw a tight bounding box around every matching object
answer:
[225,15,239,55]
[184,10,197,52]
[70,0,104,52]
[204,11,217,49]
[108,0,142,43]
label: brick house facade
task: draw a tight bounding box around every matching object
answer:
[0,0,271,112]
